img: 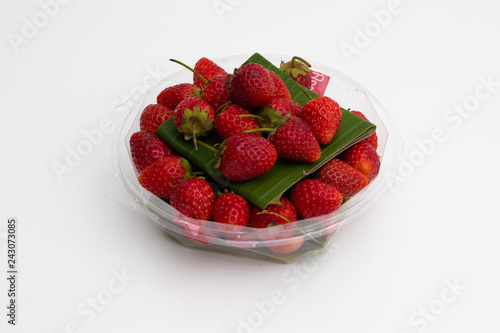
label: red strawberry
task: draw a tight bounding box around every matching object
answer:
[215,104,261,140]
[202,74,231,111]
[229,63,275,109]
[170,178,215,220]
[129,131,175,173]
[268,116,321,163]
[250,197,297,229]
[265,97,302,118]
[255,97,302,129]
[351,110,378,149]
[267,70,291,99]
[267,234,304,254]
[173,97,215,148]
[218,133,277,181]
[340,142,381,181]
[157,83,201,110]
[279,56,312,89]
[138,156,190,199]
[317,158,369,199]
[212,193,250,231]
[291,179,343,219]
[139,104,174,133]
[301,96,342,145]
[193,57,227,88]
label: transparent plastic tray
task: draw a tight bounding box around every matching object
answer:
[108,54,403,263]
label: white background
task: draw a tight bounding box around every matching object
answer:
[1,0,500,332]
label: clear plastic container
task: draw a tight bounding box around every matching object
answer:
[108,54,403,263]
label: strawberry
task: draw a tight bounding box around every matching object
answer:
[138,156,190,199]
[267,234,304,254]
[250,197,297,229]
[129,131,176,173]
[218,133,277,181]
[351,110,378,149]
[193,57,227,88]
[215,104,261,141]
[157,83,201,110]
[317,158,369,199]
[202,74,231,111]
[291,179,343,219]
[139,104,174,133]
[268,116,321,163]
[249,197,302,252]
[170,178,215,220]
[265,97,302,118]
[267,70,291,99]
[255,97,302,129]
[279,56,312,89]
[173,97,215,148]
[212,193,250,231]
[301,96,342,145]
[229,63,275,109]
[340,142,381,181]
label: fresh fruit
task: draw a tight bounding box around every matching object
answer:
[255,97,302,129]
[264,97,302,118]
[229,63,275,109]
[351,110,378,149]
[157,83,201,110]
[173,97,215,148]
[301,96,342,145]
[291,179,343,219]
[218,133,277,181]
[267,234,304,254]
[129,131,176,173]
[170,178,215,220]
[212,193,250,231]
[202,74,232,111]
[279,56,312,89]
[268,116,321,163]
[139,104,174,133]
[193,57,227,88]
[215,104,261,140]
[250,197,297,229]
[340,142,381,181]
[138,156,190,199]
[317,158,369,199]
[267,70,291,99]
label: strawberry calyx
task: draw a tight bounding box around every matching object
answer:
[279,56,312,79]
[254,105,283,129]
[178,106,214,150]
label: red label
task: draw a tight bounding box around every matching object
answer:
[310,70,330,96]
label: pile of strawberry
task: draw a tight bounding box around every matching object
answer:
[129,56,381,251]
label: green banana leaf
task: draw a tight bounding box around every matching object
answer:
[156,53,375,208]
